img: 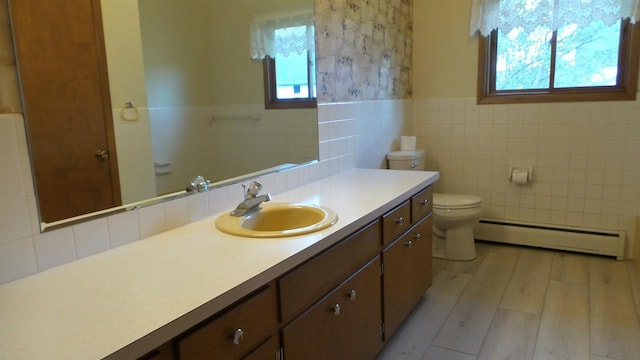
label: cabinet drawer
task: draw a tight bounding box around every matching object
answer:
[382,200,411,246]
[282,257,383,360]
[279,220,380,323]
[177,285,278,360]
[242,336,279,360]
[411,186,433,223]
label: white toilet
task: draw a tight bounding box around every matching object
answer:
[387,149,483,261]
[432,193,482,260]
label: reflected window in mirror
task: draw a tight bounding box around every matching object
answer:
[251,10,316,109]
[263,26,317,109]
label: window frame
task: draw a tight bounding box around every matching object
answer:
[477,20,640,104]
[263,54,317,110]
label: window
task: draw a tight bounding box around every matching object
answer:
[263,26,317,109]
[250,10,317,109]
[473,1,640,104]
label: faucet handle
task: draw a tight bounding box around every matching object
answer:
[246,181,263,197]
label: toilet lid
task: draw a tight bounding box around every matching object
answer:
[387,149,425,160]
[433,193,482,209]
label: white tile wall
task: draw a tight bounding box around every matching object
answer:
[149,105,318,195]
[413,97,640,256]
[138,203,166,239]
[0,100,409,284]
[112,106,157,205]
[73,218,110,259]
[33,227,76,272]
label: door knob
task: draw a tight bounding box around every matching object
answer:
[95,149,109,160]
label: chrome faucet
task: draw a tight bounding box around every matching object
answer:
[186,175,211,192]
[230,181,271,216]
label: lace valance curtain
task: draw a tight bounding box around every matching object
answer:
[250,10,315,60]
[470,0,640,36]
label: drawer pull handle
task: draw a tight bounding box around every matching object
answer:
[332,303,341,316]
[421,199,429,206]
[396,217,404,226]
[413,233,422,240]
[404,240,413,248]
[348,289,357,301]
[232,328,244,345]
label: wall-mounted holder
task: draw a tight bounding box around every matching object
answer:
[509,166,534,185]
[154,161,172,175]
[209,114,261,121]
[120,101,139,121]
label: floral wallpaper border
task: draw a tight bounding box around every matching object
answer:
[315,0,413,103]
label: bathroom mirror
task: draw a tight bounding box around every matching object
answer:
[29,0,318,229]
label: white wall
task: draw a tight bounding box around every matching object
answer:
[102,0,157,204]
[412,0,640,257]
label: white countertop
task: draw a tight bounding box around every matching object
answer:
[0,169,439,360]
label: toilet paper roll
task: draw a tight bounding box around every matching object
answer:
[400,136,416,151]
[511,169,529,184]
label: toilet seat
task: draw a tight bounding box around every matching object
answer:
[433,193,482,210]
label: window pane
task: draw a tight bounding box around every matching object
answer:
[275,50,309,99]
[554,20,621,88]
[496,27,552,90]
[273,25,314,100]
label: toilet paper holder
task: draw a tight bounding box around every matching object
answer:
[509,167,534,184]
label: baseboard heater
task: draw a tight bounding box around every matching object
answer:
[475,218,626,260]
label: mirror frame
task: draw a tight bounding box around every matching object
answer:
[41,162,311,231]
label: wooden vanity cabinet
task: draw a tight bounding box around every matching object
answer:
[241,336,280,360]
[175,284,278,360]
[381,185,433,340]
[382,216,433,339]
[281,257,383,360]
[137,184,434,360]
[278,220,380,324]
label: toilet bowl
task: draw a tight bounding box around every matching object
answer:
[386,149,483,261]
[432,193,482,261]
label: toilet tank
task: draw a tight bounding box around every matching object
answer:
[387,150,425,170]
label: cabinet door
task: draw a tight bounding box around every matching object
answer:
[242,336,279,360]
[279,220,380,323]
[281,257,382,360]
[382,216,432,339]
